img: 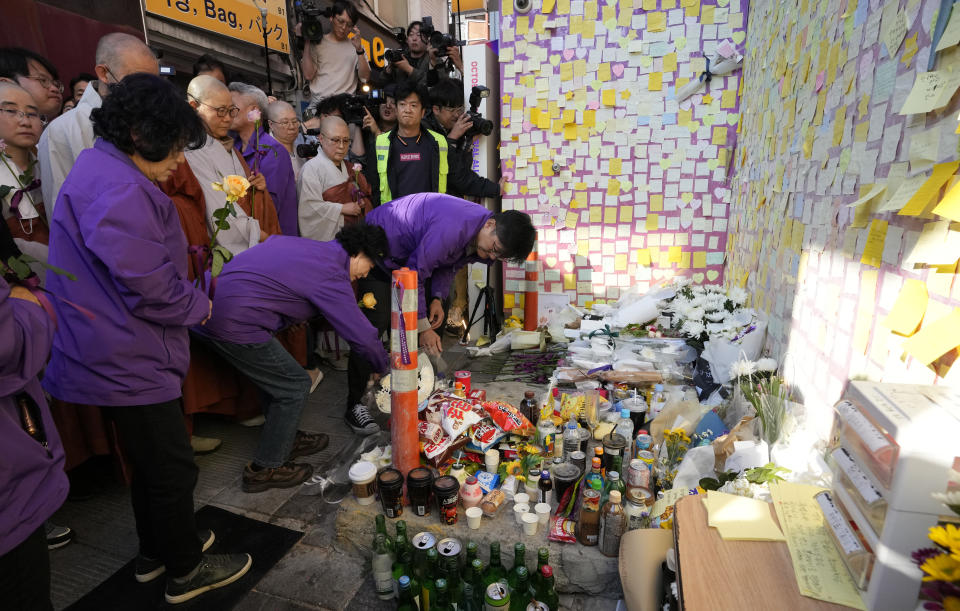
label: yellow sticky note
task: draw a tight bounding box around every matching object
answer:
[668,246,682,263]
[504,293,515,309]
[832,104,846,147]
[563,273,575,290]
[607,178,620,195]
[901,308,960,364]
[614,254,627,271]
[860,219,889,268]
[609,158,622,175]
[620,206,633,223]
[650,194,663,211]
[560,62,573,81]
[565,213,577,229]
[663,52,678,73]
[648,12,666,32]
[542,0,556,12]
[589,206,602,223]
[693,251,707,268]
[646,214,659,231]
[712,126,728,146]
[649,73,663,91]
[701,5,715,24]
[899,161,960,216]
[602,89,616,106]
[642,0,657,9]
[557,0,570,14]
[721,89,736,109]
[598,63,611,82]
[604,207,617,223]
[704,491,785,542]
[679,251,690,269]
[882,279,928,336]
[931,176,960,222]
[636,248,651,266]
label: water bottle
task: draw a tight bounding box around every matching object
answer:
[650,384,667,420]
[613,409,634,461]
[562,418,580,461]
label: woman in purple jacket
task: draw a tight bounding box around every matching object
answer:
[42,74,250,605]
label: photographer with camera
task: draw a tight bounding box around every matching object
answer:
[383,20,463,89]
[424,78,500,200]
[298,1,370,106]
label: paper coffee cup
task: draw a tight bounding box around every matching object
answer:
[534,502,551,525]
[522,512,539,536]
[348,461,377,505]
[513,492,530,506]
[514,503,529,525]
[466,506,483,529]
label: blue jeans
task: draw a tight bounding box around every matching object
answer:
[199,335,311,468]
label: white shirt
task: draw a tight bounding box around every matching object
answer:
[297,152,349,242]
[37,82,102,211]
[1,151,49,280]
[184,135,261,255]
[308,33,359,104]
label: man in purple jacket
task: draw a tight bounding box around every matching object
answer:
[345,193,535,434]
[0,276,69,610]
[43,74,251,604]
[193,223,390,490]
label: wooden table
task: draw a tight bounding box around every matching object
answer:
[673,495,857,610]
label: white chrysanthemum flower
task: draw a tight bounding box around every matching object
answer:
[756,357,778,372]
[681,319,705,337]
[705,310,727,322]
[718,477,754,498]
[728,286,748,305]
[686,307,705,321]
[729,359,757,378]
[932,490,960,514]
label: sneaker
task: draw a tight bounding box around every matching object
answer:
[45,522,74,550]
[308,368,324,393]
[190,435,222,454]
[288,431,329,460]
[242,461,313,493]
[345,404,379,436]
[238,415,266,427]
[135,529,216,583]
[164,553,252,604]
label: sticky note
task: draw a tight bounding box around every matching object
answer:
[898,161,960,216]
[614,254,627,271]
[645,214,659,231]
[712,126,728,145]
[607,179,621,195]
[721,89,736,109]
[589,206,602,223]
[901,308,960,364]
[560,62,573,81]
[602,89,617,106]
[650,194,663,211]
[860,219,889,268]
[668,246,682,263]
[931,176,960,222]
[899,70,960,115]
[598,63,611,82]
[647,12,666,32]
[882,279,928,336]
[663,52,678,73]
[648,73,663,91]
[704,491,785,541]
[693,251,707,268]
[563,273,575,290]
[636,248,651,266]
[504,293,515,309]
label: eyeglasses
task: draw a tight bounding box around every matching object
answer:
[488,240,506,259]
[189,95,240,118]
[321,133,351,146]
[24,74,63,93]
[332,15,353,27]
[0,107,42,122]
[269,119,300,128]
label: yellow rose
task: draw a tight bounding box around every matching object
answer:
[359,292,377,309]
[212,174,250,202]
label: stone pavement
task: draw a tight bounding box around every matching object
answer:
[48,342,624,610]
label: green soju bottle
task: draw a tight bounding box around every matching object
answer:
[432,578,455,611]
[461,541,480,582]
[374,514,395,555]
[506,543,527,592]
[531,547,549,593]
[420,548,439,611]
[508,566,531,611]
[397,575,420,611]
[459,582,482,611]
[483,541,506,587]
[533,565,560,611]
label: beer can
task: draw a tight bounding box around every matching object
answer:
[637,450,655,474]
[436,537,462,561]
[454,370,472,394]
[526,603,550,611]
[485,580,510,609]
[412,531,436,552]
[626,458,650,489]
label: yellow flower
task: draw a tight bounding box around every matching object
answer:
[930,524,960,554]
[920,553,960,582]
[945,597,960,611]
[359,292,377,309]
[212,174,250,202]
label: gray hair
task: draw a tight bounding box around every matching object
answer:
[228,81,268,115]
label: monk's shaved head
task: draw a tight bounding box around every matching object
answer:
[266,100,295,122]
[95,33,158,77]
[0,81,35,103]
[320,115,348,134]
[187,75,229,103]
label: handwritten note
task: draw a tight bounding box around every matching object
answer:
[860,219,889,268]
[937,4,960,51]
[882,278,928,336]
[881,5,908,56]
[770,482,867,610]
[899,70,960,115]
[703,492,785,541]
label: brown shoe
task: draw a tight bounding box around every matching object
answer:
[242,462,313,493]
[288,431,329,460]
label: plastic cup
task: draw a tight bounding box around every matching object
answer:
[513,492,530,507]
[348,461,377,505]
[534,502,551,525]
[485,449,500,473]
[466,506,483,530]
[522,512,539,536]
[514,503,530,525]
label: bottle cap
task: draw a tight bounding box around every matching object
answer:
[594,447,603,456]
[566,421,578,430]
[525,390,535,398]
[591,457,602,468]
[465,475,477,485]
[638,429,648,434]
[541,565,553,578]
[436,578,447,591]
[608,471,619,480]
[609,490,622,503]
[399,575,410,587]
[540,470,551,479]
[620,408,631,418]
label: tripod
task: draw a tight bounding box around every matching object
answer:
[462,284,502,344]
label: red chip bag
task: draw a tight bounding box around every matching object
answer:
[481,400,533,435]
[547,516,577,543]
[441,399,482,439]
[418,420,444,445]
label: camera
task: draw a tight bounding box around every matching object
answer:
[419,16,463,58]
[463,85,493,138]
[384,48,405,63]
[515,0,533,13]
[343,88,384,126]
[297,141,319,159]
[297,0,335,43]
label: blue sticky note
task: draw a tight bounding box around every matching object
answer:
[637,115,650,126]
[662,113,677,125]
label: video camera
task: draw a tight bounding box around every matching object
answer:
[383,48,405,64]
[344,85,385,126]
[296,0,335,43]
[464,85,493,138]
[419,16,463,58]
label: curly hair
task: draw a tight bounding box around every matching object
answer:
[335,222,389,263]
[91,73,206,162]
[493,210,536,263]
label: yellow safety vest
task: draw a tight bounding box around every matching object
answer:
[375,129,448,203]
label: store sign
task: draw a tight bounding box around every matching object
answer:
[145,0,291,53]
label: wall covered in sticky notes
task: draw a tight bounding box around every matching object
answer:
[726,0,960,420]
[499,0,746,309]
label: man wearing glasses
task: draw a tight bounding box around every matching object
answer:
[298,115,370,242]
[299,1,371,107]
[36,33,158,211]
[0,48,62,122]
[342,192,535,434]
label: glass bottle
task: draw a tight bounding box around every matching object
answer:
[650,384,667,419]
[375,514,395,555]
[432,578,455,611]
[459,582,482,611]
[584,457,603,498]
[397,575,420,611]
[520,390,539,426]
[507,543,527,592]
[421,548,440,611]
[483,541,506,587]
[373,534,394,601]
[562,417,579,461]
[533,566,560,611]
[462,541,480,583]
[439,554,462,604]
[508,566,531,611]
[537,471,553,505]
[600,471,625,510]
[577,489,601,546]
[468,558,485,605]
[599,490,627,557]
[614,408,635,461]
[393,530,418,597]
[531,547,549,593]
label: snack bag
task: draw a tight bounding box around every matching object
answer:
[481,400,534,435]
[418,420,444,445]
[441,398,482,439]
[547,516,577,543]
[468,420,506,452]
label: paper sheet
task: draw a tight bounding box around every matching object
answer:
[703,492,786,541]
[901,308,960,364]
[899,162,960,216]
[899,70,960,115]
[860,219,889,268]
[769,482,867,610]
[932,177,960,222]
[882,278,928,336]
[650,487,694,519]
[936,4,960,51]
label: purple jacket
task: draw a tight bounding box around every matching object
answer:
[0,278,69,556]
[365,193,492,320]
[235,128,299,237]
[194,236,389,373]
[43,140,211,406]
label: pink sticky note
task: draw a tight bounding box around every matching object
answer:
[612,63,625,77]
[522,121,533,133]
[717,40,736,58]
[779,77,785,95]
[587,100,600,110]
[815,70,825,91]
[563,49,575,61]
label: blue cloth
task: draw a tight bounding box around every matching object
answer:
[43,139,211,406]
[0,278,68,556]
[365,193,492,321]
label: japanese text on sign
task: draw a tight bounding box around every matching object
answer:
[145,0,290,54]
